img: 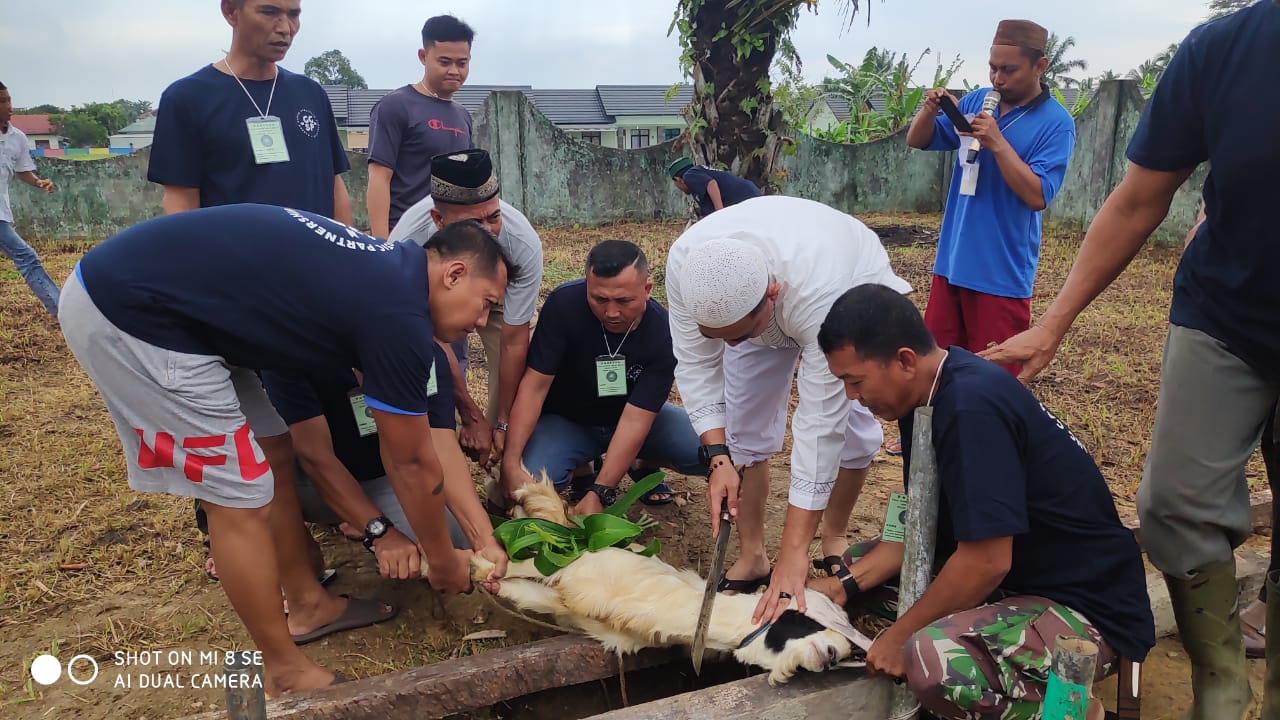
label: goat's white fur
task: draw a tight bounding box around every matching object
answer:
[474,478,863,684]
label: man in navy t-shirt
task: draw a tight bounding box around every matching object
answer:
[667,157,762,220]
[984,4,1280,716]
[148,1,350,221]
[58,205,509,696]
[261,344,507,584]
[499,240,703,515]
[812,284,1153,720]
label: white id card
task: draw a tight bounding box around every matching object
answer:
[959,161,979,196]
[246,116,290,165]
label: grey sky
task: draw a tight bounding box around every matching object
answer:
[1,0,1213,109]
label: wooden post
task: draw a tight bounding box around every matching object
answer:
[1041,636,1099,720]
[223,653,266,720]
[889,406,940,720]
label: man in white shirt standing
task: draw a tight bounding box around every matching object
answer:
[0,81,59,318]
[667,195,911,623]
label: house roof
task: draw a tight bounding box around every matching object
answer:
[11,114,55,135]
[114,117,156,134]
[324,84,692,128]
[596,85,693,116]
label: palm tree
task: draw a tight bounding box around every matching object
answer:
[1042,32,1089,89]
[670,0,875,188]
[1206,0,1254,20]
[1097,69,1121,82]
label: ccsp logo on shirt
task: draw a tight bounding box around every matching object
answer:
[296,109,320,138]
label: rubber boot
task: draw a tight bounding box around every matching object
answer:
[1165,559,1251,720]
[1262,570,1280,720]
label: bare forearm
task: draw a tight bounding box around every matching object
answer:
[779,504,823,563]
[888,555,1005,641]
[595,406,658,487]
[298,454,382,529]
[501,371,552,473]
[906,111,937,150]
[496,327,529,424]
[849,539,906,591]
[16,171,42,187]
[332,175,353,226]
[383,458,453,555]
[161,186,200,215]
[707,180,725,211]
[366,167,392,238]
[991,146,1047,211]
[434,428,495,548]
[1038,166,1192,337]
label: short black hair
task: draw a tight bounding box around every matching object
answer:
[0,81,7,91]
[585,240,648,278]
[426,219,516,283]
[1021,48,1045,63]
[817,284,936,362]
[422,15,475,49]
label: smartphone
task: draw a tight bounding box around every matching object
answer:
[937,94,972,133]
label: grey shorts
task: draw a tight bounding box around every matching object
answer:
[295,471,470,549]
[1138,324,1280,577]
[60,274,288,509]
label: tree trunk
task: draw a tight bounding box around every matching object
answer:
[681,1,801,191]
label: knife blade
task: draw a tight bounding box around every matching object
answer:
[691,497,732,675]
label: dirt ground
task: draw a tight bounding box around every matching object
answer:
[0,216,1269,719]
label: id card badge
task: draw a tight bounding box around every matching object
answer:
[426,361,438,397]
[347,389,378,437]
[959,160,979,196]
[881,491,909,543]
[595,355,628,397]
[246,116,290,165]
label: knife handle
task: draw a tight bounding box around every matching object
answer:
[718,497,731,523]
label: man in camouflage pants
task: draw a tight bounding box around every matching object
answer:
[812,285,1154,719]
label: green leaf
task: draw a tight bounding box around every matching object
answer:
[637,539,662,557]
[604,471,667,517]
[533,551,560,577]
[582,513,644,551]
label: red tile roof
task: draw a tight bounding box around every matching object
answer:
[11,114,56,135]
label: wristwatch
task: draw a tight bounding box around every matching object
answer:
[362,515,394,552]
[698,443,732,469]
[587,484,619,505]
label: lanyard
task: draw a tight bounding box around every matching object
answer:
[926,351,949,407]
[602,322,636,358]
[222,57,278,118]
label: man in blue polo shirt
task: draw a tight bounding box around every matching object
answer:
[261,344,507,588]
[906,19,1074,379]
[499,240,703,515]
[814,284,1153,720]
[58,205,509,696]
[668,157,762,220]
[985,4,1280,717]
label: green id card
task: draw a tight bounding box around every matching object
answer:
[426,361,438,397]
[881,491,909,543]
[595,355,627,397]
[246,116,290,164]
[347,390,377,437]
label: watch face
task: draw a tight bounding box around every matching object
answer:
[367,519,387,536]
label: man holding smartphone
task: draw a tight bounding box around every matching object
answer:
[905,19,1075,381]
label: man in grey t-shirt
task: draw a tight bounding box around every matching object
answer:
[366,15,475,238]
[391,150,543,468]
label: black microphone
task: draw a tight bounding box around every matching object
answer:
[965,90,1001,164]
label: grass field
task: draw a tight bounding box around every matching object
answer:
[0,214,1265,719]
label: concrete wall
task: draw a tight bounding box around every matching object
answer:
[9,81,1202,245]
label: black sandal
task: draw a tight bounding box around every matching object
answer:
[716,570,772,594]
[813,555,861,599]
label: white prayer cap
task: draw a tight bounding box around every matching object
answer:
[680,237,770,328]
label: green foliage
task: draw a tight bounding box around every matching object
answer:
[20,103,65,114]
[1043,33,1089,89]
[491,472,667,576]
[807,47,962,144]
[1205,0,1252,20]
[54,112,108,146]
[304,49,368,89]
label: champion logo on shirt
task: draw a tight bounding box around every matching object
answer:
[296,109,320,138]
[428,118,467,137]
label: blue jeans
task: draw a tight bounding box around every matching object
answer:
[522,403,705,489]
[0,221,58,316]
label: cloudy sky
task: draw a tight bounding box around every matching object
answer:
[1,0,1214,110]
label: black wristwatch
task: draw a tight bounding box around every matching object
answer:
[698,443,732,469]
[588,484,618,506]
[362,515,394,552]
